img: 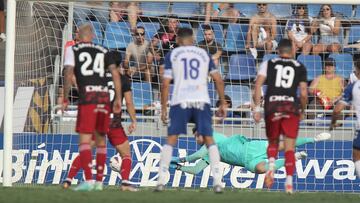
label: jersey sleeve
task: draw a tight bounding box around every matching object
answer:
[163,51,173,79]
[258,61,268,77]
[63,46,75,67]
[105,51,117,70]
[340,83,354,105]
[208,54,218,75]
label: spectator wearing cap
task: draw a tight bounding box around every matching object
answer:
[311,4,341,55]
[286,4,312,55]
[123,26,152,82]
[198,24,223,67]
[308,58,344,120]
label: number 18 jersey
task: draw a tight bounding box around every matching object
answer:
[258,58,307,116]
[163,46,218,106]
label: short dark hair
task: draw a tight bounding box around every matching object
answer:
[278,39,292,54]
[354,59,360,71]
[201,24,214,31]
[177,27,193,38]
[324,57,336,67]
[216,95,232,108]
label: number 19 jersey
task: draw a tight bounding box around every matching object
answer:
[163,46,218,106]
[258,58,307,116]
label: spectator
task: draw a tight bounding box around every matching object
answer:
[148,16,179,84]
[215,95,232,124]
[311,4,341,55]
[205,3,240,24]
[109,2,141,32]
[74,1,110,32]
[123,26,152,83]
[349,59,360,84]
[286,4,312,55]
[308,58,344,120]
[0,0,5,42]
[198,25,223,67]
[246,3,277,54]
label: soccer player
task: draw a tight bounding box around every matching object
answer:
[253,38,308,194]
[155,27,227,193]
[63,52,138,192]
[171,129,330,175]
[330,59,360,180]
[62,23,122,191]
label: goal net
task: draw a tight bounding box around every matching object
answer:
[1,0,360,192]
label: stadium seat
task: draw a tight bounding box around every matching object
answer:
[224,85,251,108]
[268,4,292,18]
[224,23,249,52]
[103,22,132,49]
[234,3,257,17]
[178,22,192,28]
[262,54,278,62]
[297,54,323,81]
[131,82,153,109]
[196,23,224,45]
[343,116,356,128]
[349,25,360,44]
[226,54,257,82]
[140,2,170,16]
[329,53,354,79]
[137,22,160,41]
[314,116,331,127]
[208,83,217,107]
[171,3,201,17]
[356,6,360,19]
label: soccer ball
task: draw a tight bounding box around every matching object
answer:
[109,155,122,172]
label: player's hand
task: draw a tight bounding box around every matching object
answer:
[216,104,227,119]
[61,99,69,113]
[128,122,136,134]
[113,97,122,114]
[253,112,262,123]
[161,107,168,124]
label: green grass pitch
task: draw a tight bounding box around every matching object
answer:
[0,186,358,203]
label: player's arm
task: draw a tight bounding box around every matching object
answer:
[330,83,353,130]
[209,56,226,118]
[62,46,75,111]
[299,81,308,119]
[123,48,131,71]
[161,52,173,123]
[253,61,267,123]
[270,17,277,41]
[184,145,209,162]
[124,87,137,134]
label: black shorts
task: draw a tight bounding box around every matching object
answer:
[0,0,4,11]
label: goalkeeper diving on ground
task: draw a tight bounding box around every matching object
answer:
[169,128,331,174]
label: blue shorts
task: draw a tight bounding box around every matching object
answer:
[353,130,360,149]
[168,104,212,136]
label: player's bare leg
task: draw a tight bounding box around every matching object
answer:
[265,137,279,189]
[94,131,107,191]
[115,140,138,192]
[204,136,223,194]
[155,135,178,192]
[74,133,94,191]
[284,137,296,194]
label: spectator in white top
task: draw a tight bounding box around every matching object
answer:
[312,4,341,55]
[286,4,312,55]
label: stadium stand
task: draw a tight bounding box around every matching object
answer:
[297,54,323,81]
[131,82,153,109]
[136,22,160,41]
[103,22,132,49]
[329,53,354,79]
[171,3,201,17]
[224,23,248,52]
[226,54,257,82]
[197,23,224,45]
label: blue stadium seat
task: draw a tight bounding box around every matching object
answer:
[131,82,153,109]
[226,54,257,81]
[140,2,170,16]
[315,116,331,127]
[224,24,248,52]
[344,116,356,128]
[262,54,278,62]
[234,3,257,17]
[329,53,354,79]
[349,25,360,44]
[103,22,132,49]
[171,3,201,17]
[297,54,323,81]
[196,23,224,45]
[308,4,321,17]
[137,22,160,41]
[225,85,251,108]
[178,22,192,28]
[356,6,360,19]
[268,4,292,18]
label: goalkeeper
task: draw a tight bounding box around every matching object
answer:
[171,128,331,174]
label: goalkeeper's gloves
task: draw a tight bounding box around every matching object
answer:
[169,163,182,170]
[171,157,186,164]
